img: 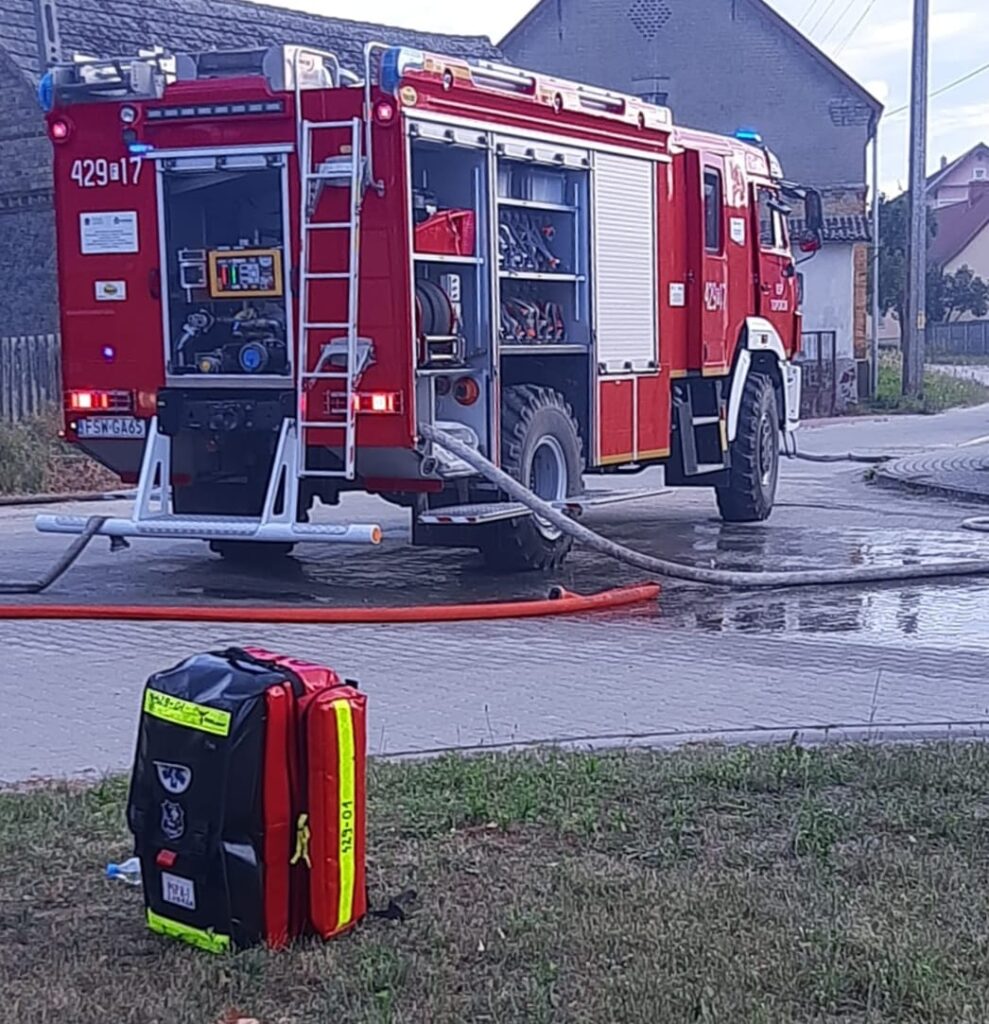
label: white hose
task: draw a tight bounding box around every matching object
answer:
[421,424,989,590]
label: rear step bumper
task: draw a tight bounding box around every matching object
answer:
[34,515,382,545]
[417,488,668,526]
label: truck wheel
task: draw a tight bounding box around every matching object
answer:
[174,483,295,560]
[480,385,583,572]
[716,373,780,523]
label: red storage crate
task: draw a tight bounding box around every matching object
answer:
[415,209,476,256]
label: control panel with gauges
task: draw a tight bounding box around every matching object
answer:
[208,248,283,298]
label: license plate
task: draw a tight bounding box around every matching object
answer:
[76,416,146,439]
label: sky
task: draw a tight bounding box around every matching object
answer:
[258,0,988,195]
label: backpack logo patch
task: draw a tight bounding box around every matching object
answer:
[154,761,192,795]
[160,800,185,841]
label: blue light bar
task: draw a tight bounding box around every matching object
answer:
[735,128,764,145]
[37,71,54,113]
[379,47,424,96]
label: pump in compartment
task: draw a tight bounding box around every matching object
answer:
[162,158,291,378]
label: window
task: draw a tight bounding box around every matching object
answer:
[704,170,723,252]
[757,188,776,248]
[975,167,987,180]
[757,187,790,251]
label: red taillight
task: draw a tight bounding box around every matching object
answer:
[67,389,133,412]
[356,391,402,414]
[374,101,396,124]
[49,118,71,142]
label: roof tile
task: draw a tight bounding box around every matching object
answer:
[2,0,501,81]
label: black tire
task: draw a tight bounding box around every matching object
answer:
[173,483,295,560]
[716,373,780,522]
[479,385,583,572]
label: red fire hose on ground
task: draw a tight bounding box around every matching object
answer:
[0,582,659,623]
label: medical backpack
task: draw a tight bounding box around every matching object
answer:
[126,647,367,952]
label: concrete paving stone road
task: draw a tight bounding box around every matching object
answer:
[3,403,989,781]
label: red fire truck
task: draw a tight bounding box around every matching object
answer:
[37,43,822,569]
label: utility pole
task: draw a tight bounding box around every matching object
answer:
[902,0,930,396]
[870,123,881,398]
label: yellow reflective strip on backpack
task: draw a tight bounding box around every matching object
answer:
[143,689,231,737]
[333,698,356,930]
[146,909,230,953]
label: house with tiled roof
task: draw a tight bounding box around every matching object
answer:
[928,143,989,210]
[929,183,989,311]
[500,0,882,405]
[0,0,501,336]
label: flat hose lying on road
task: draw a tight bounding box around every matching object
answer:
[0,583,659,622]
[0,516,108,595]
[421,424,989,591]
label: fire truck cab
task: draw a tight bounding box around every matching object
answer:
[38,43,822,569]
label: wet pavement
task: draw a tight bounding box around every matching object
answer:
[2,404,989,780]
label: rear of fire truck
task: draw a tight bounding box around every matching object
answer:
[38,44,821,570]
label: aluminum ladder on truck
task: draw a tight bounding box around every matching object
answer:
[296,116,368,483]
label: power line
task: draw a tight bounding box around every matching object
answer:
[885,60,989,118]
[819,0,859,46]
[807,0,842,36]
[833,0,880,57]
[797,0,824,28]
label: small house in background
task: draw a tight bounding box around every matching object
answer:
[500,0,882,409]
[928,143,989,210]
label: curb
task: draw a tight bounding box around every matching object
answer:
[873,469,989,505]
[0,490,134,509]
[873,450,989,506]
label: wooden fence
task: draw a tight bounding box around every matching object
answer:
[0,333,61,423]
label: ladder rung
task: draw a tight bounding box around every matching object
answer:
[303,272,350,280]
[306,171,353,181]
[301,420,350,428]
[302,371,350,380]
[303,322,350,329]
[305,222,351,231]
[305,120,358,129]
[299,469,350,479]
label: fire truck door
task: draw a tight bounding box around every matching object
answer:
[697,158,729,373]
[754,186,797,340]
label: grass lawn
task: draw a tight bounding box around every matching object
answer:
[867,352,989,414]
[4,743,989,1023]
[0,409,117,496]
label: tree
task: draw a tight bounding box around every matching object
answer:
[875,194,942,327]
[876,195,989,326]
[940,264,989,322]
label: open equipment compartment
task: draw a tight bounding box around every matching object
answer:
[410,131,493,453]
[496,155,591,353]
[160,152,291,381]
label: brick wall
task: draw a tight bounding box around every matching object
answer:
[502,0,877,189]
[0,50,57,335]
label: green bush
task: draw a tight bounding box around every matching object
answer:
[870,351,989,414]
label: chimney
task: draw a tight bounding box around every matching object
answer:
[941,155,949,169]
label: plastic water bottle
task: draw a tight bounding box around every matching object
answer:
[106,856,142,886]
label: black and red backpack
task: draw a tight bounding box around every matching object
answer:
[126,647,366,951]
